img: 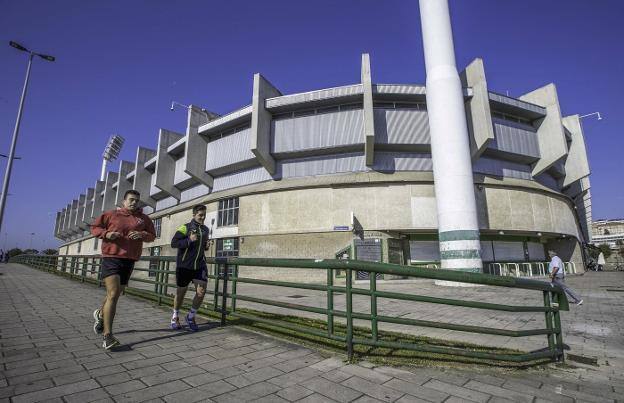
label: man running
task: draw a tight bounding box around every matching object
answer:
[170,204,211,331]
[91,190,156,349]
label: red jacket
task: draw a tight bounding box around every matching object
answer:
[91,208,156,261]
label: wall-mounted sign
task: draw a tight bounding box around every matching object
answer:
[333,226,350,231]
[222,239,234,251]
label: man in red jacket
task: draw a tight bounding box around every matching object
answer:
[91,189,156,349]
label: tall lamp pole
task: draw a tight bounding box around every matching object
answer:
[0,41,55,233]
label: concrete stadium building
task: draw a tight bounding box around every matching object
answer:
[53,55,593,280]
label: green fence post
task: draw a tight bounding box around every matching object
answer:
[164,260,170,297]
[153,260,159,294]
[157,260,163,306]
[213,264,220,312]
[543,291,556,358]
[370,271,378,342]
[81,257,87,282]
[327,267,334,337]
[220,264,228,326]
[231,265,238,312]
[346,268,354,361]
[551,291,565,362]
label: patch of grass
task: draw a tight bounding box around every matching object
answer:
[225,308,551,368]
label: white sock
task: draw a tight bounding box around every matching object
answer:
[172,310,179,321]
[189,308,197,319]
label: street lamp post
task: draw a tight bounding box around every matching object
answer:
[0,41,55,233]
[579,112,603,121]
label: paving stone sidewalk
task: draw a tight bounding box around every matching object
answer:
[1,263,623,403]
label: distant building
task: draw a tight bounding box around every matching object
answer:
[53,56,593,280]
[592,219,624,248]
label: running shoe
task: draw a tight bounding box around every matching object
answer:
[577,299,584,306]
[102,334,120,350]
[93,308,104,334]
[185,313,199,332]
[170,317,183,330]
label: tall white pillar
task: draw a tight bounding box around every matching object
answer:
[419,0,482,272]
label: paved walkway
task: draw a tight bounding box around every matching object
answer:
[1,263,623,403]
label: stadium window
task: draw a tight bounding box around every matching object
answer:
[394,102,421,110]
[373,102,395,109]
[293,109,316,117]
[273,112,294,120]
[317,106,340,114]
[218,197,239,227]
[339,103,363,111]
[153,217,162,238]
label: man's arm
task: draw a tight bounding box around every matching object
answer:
[140,216,157,242]
[550,259,560,278]
[90,212,109,239]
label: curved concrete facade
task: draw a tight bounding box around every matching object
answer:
[55,56,592,281]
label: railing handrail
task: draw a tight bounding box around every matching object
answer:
[34,254,569,310]
[10,253,570,364]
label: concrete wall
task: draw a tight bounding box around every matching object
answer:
[114,160,135,207]
[60,177,586,269]
[91,180,105,220]
[251,74,281,175]
[459,58,494,158]
[562,115,591,187]
[82,187,95,226]
[183,106,214,187]
[361,53,375,166]
[133,147,157,208]
[102,172,119,213]
[477,187,580,238]
[239,232,353,282]
[155,129,184,200]
[519,84,568,176]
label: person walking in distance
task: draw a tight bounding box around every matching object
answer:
[91,190,156,349]
[549,250,583,306]
[170,204,211,331]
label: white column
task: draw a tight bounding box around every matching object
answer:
[419,0,482,272]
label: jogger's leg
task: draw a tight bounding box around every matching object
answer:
[102,275,122,335]
[192,282,207,310]
[173,286,187,312]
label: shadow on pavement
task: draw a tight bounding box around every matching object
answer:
[111,321,221,350]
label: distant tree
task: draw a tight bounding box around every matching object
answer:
[597,243,613,260]
[7,248,23,258]
[42,249,58,255]
[23,249,39,255]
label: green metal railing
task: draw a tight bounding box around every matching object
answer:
[10,254,570,364]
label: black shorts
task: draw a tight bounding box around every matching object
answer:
[176,265,208,287]
[101,257,135,285]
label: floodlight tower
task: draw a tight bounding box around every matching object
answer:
[100,135,125,181]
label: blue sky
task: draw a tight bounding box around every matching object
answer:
[1,0,622,251]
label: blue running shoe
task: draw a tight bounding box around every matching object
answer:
[170,317,182,330]
[185,313,199,332]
